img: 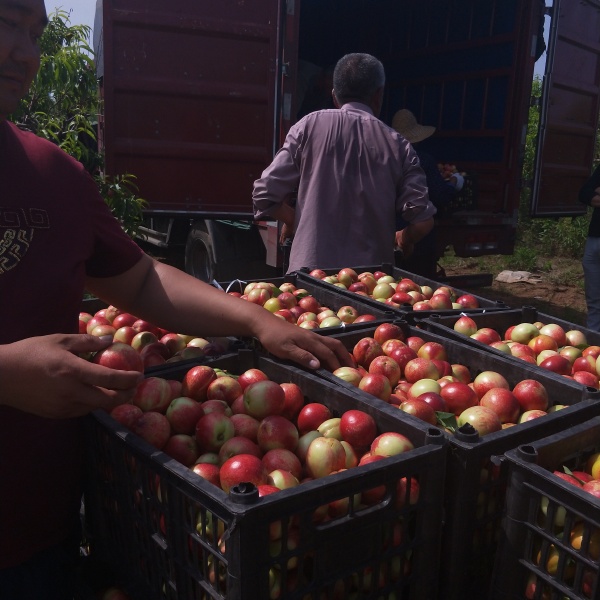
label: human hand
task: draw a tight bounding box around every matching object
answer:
[251,313,354,372]
[591,188,600,208]
[279,222,294,245]
[395,229,415,258]
[0,334,144,419]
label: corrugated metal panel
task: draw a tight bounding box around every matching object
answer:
[102,0,283,214]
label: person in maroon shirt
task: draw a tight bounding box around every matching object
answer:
[0,2,352,598]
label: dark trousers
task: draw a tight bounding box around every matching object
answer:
[396,231,439,280]
[0,533,80,600]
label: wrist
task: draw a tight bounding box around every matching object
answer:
[401,227,416,246]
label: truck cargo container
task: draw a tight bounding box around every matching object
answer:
[96,0,600,281]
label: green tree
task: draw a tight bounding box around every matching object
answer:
[10,9,146,238]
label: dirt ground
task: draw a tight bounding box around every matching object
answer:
[440,256,588,327]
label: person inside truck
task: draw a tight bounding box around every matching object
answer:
[579,163,600,331]
[296,60,335,120]
[253,52,436,275]
[391,109,464,279]
[0,1,353,597]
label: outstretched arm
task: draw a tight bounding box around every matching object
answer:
[1,255,354,419]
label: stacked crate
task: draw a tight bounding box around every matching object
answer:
[315,322,600,600]
[491,417,600,599]
[80,267,600,599]
[82,352,447,600]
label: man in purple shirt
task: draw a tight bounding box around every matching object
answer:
[253,53,436,274]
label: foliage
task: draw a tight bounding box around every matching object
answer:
[9,9,146,238]
[96,173,146,239]
[523,216,589,259]
[504,246,538,272]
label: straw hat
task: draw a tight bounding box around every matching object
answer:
[392,109,436,144]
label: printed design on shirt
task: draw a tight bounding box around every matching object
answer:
[0,208,49,274]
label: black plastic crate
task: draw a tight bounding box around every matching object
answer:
[314,322,600,600]
[81,296,110,315]
[491,417,600,600]
[142,350,245,378]
[420,306,600,384]
[215,273,396,335]
[83,352,447,600]
[295,264,510,323]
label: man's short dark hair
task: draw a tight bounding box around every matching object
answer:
[333,53,385,105]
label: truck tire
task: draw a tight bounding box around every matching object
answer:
[185,227,216,282]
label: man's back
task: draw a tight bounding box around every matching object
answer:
[253,52,435,274]
[254,103,431,273]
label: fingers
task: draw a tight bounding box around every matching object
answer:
[79,359,144,391]
[59,333,113,354]
[65,371,142,417]
[0,334,144,419]
[90,387,140,413]
[29,382,139,419]
[314,336,355,371]
[283,333,353,372]
[65,352,143,416]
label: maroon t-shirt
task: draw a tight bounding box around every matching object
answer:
[0,121,144,568]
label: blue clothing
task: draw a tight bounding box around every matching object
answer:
[583,237,600,331]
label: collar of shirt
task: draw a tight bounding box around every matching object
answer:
[340,101,374,116]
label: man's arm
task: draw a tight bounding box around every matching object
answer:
[253,127,302,221]
[0,254,353,420]
[271,201,296,244]
[395,218,435,258]
[394,143,437,258]
[270,201,296,231]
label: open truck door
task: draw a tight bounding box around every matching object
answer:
[531,0,600,217]
[99,0,292,281]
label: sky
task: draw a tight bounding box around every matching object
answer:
[54,0,548,78]
[51,1,97,31]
